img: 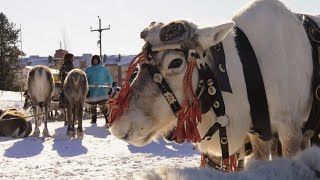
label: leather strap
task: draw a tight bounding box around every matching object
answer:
[234,27,272,141]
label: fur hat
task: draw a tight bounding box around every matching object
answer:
[140,20,197,47]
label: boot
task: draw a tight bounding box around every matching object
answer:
[91,115,97,124]
[104,114,110,129]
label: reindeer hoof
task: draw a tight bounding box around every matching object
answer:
[67,130,72,135]
[67,129,76,137]
[43,132,51,137]
[67,132,75,139]
[77,131,84,139]
[43,129,51,137]
[32,130,40,137]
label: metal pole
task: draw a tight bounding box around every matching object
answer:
[90,16,110,61]
[99,18,102,60]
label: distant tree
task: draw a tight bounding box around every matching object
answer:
[0,12,24,91]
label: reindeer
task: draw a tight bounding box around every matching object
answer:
[108,0,320,169]
[27,65,54,137]
[24,86,66,122]
[0,108,32,138]
[63,69,88,138]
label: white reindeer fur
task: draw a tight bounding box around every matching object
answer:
[27,65,54,137]
[110,0,319,160]
[197,0,314,158]
[28,68,53,103]
[136,147,320,180]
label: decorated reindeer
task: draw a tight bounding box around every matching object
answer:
[108,0,320,171]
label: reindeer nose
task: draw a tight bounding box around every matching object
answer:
[120,130,132,141]
[121,133,129,140]
[140,30,148,39]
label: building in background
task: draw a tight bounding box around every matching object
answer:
[105,54,135,85]
[19,50,135,90]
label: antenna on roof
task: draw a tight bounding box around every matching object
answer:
[60,41,62,49]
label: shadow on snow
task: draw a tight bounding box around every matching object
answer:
[84,123,110,138]
[3,137,44,158]
[52,126,88,157]
[127,139,200,158]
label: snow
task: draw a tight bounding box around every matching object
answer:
[0,91,200,179]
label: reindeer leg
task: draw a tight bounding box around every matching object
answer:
[248,133,272,160]
[54,110,58,117]
[67,105,73,136]
[278,122,302,158]
[43,104,51,137]
[63,108,67,126]
[32,106,40,137]
[77,102,84,138]
[71,103,77,136]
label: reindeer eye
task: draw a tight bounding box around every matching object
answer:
[168,58,183,69]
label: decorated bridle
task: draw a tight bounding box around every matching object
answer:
[108,21,232,169]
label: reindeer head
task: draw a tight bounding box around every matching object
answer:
[23,91,32,110]
[110,20,234,146]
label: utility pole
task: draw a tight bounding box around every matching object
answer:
[90,16,110,60]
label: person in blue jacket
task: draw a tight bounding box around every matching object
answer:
[85,55,113,124]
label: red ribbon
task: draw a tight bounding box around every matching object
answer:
[108,49,147,126]
[173,59,202,143]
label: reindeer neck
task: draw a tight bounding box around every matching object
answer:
[196,31,253,156]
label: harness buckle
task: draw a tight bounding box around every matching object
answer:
[217,115,230,127]
[188,49,206,69]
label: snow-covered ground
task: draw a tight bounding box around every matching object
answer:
[0,91,200,179]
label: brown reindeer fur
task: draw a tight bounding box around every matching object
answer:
[63,69,88,138]
[0,109,32,138]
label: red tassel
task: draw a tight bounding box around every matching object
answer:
[173,59,202,143]
[200,154,207,168]
[108,82,132,125]
[108,49,147,126]
[222,154,238,172]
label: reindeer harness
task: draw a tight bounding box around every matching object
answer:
[109,16,320,171]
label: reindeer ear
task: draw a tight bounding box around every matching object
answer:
[195,22,235,49]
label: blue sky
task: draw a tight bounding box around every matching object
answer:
[1,0,319,56]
